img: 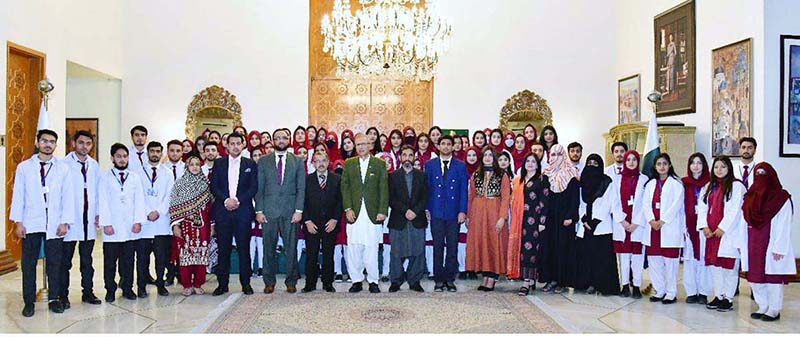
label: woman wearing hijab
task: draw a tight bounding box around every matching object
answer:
[324,131,342,166]
[243,130,261,159]
[511,134,528,174]
[385,129,403,171]
[306,125,317,149]
[615,150,649,299]
[453,136,466,162]
[681,153,712,304]
[472,131,487,150]
[743,162,795,322]
[574,154,623,296]
[466,147,512,291]
[402,126,417,147]
[317,127,328,147]
[522,123,537,150]
[291,126,307,154]
[169,155,214,296]
[641,153,685,305]
[182,139,194,162]
[539,144,580,294]
[488,129,504,153]
[502,131,516,152]
[465,146,480,177]
[507,153,550,295]
[415,133,437,168]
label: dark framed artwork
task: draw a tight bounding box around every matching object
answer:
[618,74,641,124]
[780,35,800,157]
[65,118,99,160]
[653,0,695,117]
[711,38,752,157]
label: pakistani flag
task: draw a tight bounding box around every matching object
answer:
[37,99,49,131]
[641,110,660,179]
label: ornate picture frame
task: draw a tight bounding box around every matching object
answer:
[780,34,800,157]
[653,0,695,117]
[618,74,641,124]
[711,38,752,157]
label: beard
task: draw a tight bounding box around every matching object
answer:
[402,160,413,170]
[741,152,753,159]
[275,143,289,152]
[114,163,128,171]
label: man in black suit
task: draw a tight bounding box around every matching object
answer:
[301,151,342,293]
[387,145,428,292]
[209,132,258,296]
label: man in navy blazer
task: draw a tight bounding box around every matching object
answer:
[209,132,258,296]
[424,135,468,292]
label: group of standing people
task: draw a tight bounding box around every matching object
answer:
[11,122,795,323]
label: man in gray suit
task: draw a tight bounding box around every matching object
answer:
[255,129,306,294]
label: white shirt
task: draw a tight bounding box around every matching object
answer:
[162,160,185,181]
[128,144,147,174]
[228,155,242,200]
[202,163,214,177]
[359,156,370,183]
[9,155,75,240]
[733,160,758,188]
[604,163,624,182]
[98,168,146,242]
[439,155,453,176]
[571,161,585,175]
[275,151,288,185]
[138,163,175,238]
[63,152,101,242]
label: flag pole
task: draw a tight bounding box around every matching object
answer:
[35,78,54,302]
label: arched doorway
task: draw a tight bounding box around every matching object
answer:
[184,85,243,140]
[498,89,553,136]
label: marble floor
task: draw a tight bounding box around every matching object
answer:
[0,243,797,333]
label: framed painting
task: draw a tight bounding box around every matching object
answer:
[711,38,752,157]
[654,0,695,117]
[65,118,99,160]
[780,35,800,157]
[618,74,641,124]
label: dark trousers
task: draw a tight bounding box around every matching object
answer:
[389,249,427,285]
[61,240,95,298]
[216,221,252,288]
[430,218,459,283]
[154,235,175,286]
[135,238,153,290]
[136,236,172,288]
[104,241,135,294]
[21,233,63,305]
[304,232,336,287]
[262,215,299,286]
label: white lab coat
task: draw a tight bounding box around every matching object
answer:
[137,163,175,238]
[127,145,147,174]
[696,181,747,260]
[732,160,759,188]
[98,168,146,242]
[611,173,649,243]
[604,163,624,184]
[641,176,685,248]
[740,200,796,274]
[577,182,626,238]
[9,155,75,240]
[62,152,101,242]
[161,160,185,181]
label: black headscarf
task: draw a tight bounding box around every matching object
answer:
[580,153,612,227]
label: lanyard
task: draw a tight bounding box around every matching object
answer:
[112,170,128,192]
[142,165,158,188]
[40,162,53,187]
[656,178,665,200]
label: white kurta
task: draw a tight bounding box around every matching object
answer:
[63,152,101,242]
[346,157,382,246]
[98,168,146,243]
[604,163,624,184]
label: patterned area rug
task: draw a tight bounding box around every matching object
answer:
[205,289,565,333]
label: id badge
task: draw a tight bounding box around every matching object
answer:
[627,197,634,206]
[655,202,661,209]
[147,188,157,197]
[120,192,127,204]
[42,186,50,194]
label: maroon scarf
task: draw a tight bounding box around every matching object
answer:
[743,163,791,229]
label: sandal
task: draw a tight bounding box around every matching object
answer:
[518,286,530,296]
[182,288,193,296]
[194,287,205,295]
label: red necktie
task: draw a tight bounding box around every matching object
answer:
[319,174,326,189]
[617,166,622,174]
[81,161,89,240]
[742,165,750,188]
[137,151,144,165]
[153,166,158,182]
[40,162,48,203]
[120,172,126,185]
[277,154,284,185]
[172,165,176,179]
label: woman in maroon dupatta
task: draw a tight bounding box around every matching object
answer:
[170,156,214,296]
[681,152,712,305]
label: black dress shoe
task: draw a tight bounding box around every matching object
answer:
[122,291,137,300]
[83,293,102,305]
[22,304,35,317]
[750,312,764,319]
[477,285,489,291]
[301,286,316,293]
[586,286,597,295]
[242,285,254,295]
[335,274,343,283]
[323,285,336,293]
[157,286,169,296]
[446,282,457,292]
[388,283,401,293]
[649,295,665,302]
[661,297,677,304]
[349,282,363,293]
[257,268,263,277]
[458,272,467,280]
[697,294,708,305]
[706,297,722,310]
[631,286,642,299]
[686,294,699,304]
[468,272,478,280]
[620,285,631,298]
[761,313,780,322]
[368,283,381,293]
[380,276,390,283]
[147,275,157,285]
[137,289,148,298]
[60,297,71,310]
[165,277,175,287]
[409,283,425,292]
[105,293,116,303]
[434,282,445,292]
[212,287,229,296]
[716,299,733,311]
[49,301,64,314]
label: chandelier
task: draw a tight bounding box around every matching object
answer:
[321,0,452,82]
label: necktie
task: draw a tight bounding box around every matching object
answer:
[137,151,144,165]
[443,160,450,179]
[81,161,89,241]
[172,165,176,179]
[742,165,750,188]
[617,166,622,174]
[153,166,158,182]
[40,162,48,203]
[277,154,284,185]
[120,172,126,186]
[319,174,327,189]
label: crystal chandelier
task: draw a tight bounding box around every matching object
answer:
[321,0,452,82]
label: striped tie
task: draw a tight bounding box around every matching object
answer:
[319,174,326,190]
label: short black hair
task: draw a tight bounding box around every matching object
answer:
[739,137,757,149]
[428,126,443,135]
[72,130,92,142]
[204,141,218,150]
[147,141,163,151]
[209,130,221,138]
[438,135,454,145]
[167,139,183,149]
[232,125,247,135]
[400,144,416,154]
[260,131,270,136]
[611,141,628,153]
[110,143,128,156]
[130,125,148,136]
[228,132,245,143]
[567,142,583,151]
[37,129,58,141]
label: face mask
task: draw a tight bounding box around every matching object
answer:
[505,139,514,147]
[404,136,415,145]
[326,140,335,148]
